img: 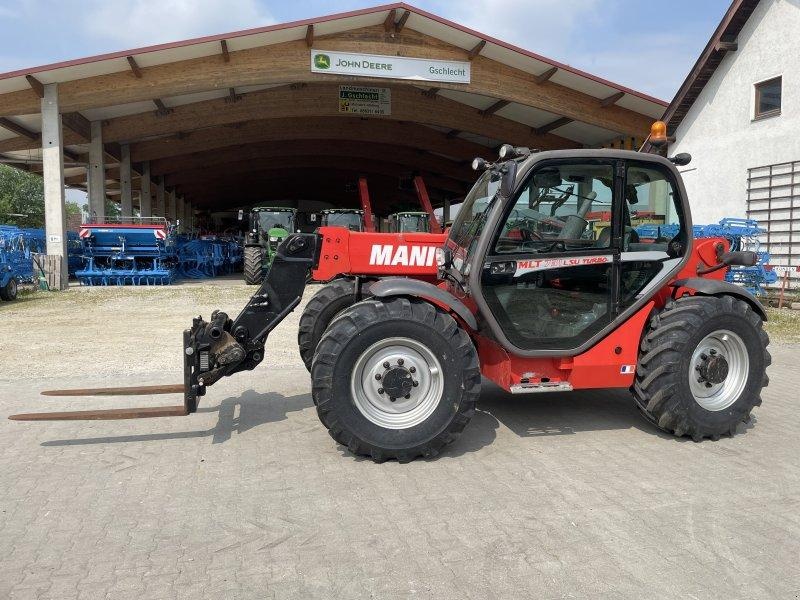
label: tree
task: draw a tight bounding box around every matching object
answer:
[0,164,82,227]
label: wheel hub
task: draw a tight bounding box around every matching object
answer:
[380,366,414,401]
[697,352,729,385]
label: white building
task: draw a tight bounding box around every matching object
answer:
[664,0,800,272]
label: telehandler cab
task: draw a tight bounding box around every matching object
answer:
[12,124,770,463]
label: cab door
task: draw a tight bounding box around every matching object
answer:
[479,157,687,353]
[480,159,618,351]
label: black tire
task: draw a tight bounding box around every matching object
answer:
[632,295,770,441]
[312,297,481,462]
[297,278,372,372]
[243,246,264,285]
[0,277,18,301]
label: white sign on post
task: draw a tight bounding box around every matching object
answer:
[339,86,391,115]
[311,50,470,84]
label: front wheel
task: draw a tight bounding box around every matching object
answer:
[0,277,18,301]
[311,297,481,462]
[243,246,265,285]
[633,295,770,441]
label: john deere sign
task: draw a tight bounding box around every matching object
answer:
[310,50,470,84]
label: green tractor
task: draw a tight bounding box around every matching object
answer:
[243,207,297,285]
[386,211,433,233]
[319,208,366,231]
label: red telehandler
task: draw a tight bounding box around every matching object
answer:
[12,123,770,463]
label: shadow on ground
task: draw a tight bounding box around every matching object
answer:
[39,379,753,452]
[40,389,312,447]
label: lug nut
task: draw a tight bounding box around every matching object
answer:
[383,361,390,369]
[377,388,384,394]
[697,377,704,383]
[405,394,411,399]
[695,366,701,371]
[710,349,717,356]
[375,374,382,381]
[389,397,396,402]
[398,358,404,366]
[705,382,713,388]
[412,380,418,387]
[409,366,416,373]
[700,353,708,361]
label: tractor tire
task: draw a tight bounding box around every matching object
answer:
[297,278,373,372]
[632,295,770,441]
[0,277,18,301]
[243,246,265,285]
[312,297,481,462]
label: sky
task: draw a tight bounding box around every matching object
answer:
[0,0,731,101]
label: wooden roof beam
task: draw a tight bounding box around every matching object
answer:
[423,87,440,98]
[61,111,91,140]
[534,117,573,135]
[226,88,241,104]
[126,56,143,78]
[25,75,44,98]
[220,40,230,62]
[0,117,38,140]
[305,24,314,47]
[600,91,625,108]
[467,40,486,60]
[535,67,558,84]
[395,11,410,33]
[480,99,510,117]
[153,99,172,116]
[384,9,397,31]
[715,40,738,52]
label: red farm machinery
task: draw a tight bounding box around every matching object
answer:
[12,123,770,463]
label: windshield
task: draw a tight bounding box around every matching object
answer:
[399,214,429,233]
[447,170,501,272]
[323,212,363,231]
[256,211,294,232]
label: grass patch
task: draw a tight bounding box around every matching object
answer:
[765,307,800,344]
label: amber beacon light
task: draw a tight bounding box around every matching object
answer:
[649,120,668,146]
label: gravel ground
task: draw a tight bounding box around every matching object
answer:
[1,283,798,599]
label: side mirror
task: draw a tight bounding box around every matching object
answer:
[500,161,518,197]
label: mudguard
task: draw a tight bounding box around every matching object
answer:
[671,277,767,321]
[369,277,478,330]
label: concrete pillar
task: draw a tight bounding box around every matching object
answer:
[443,199,450,224]
[41,83,69,290]
[177,196,185,232]
[155,177,165,217]
[119,144,133,217]
[167,190,176,222]
[87,121,106,221]
[140,162,152,217]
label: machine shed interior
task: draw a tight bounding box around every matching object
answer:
[0,2,666,266]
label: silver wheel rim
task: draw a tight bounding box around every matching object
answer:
[689,329,749,411]
[9,279,17,297]
[350,336,444,429]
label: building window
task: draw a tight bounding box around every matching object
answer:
[754,77,781,119]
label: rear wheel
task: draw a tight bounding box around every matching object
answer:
[243,246,264,285]
[633,295,770,441]
[0,277,18,301]
[297,278,372,372]
[312,297,481,462]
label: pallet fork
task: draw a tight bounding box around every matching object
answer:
[10,234,320,421]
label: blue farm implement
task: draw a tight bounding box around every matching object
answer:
[75,218,177,286]
[0,225,43,300]
[636,217,776,295]
[176,236,242,279]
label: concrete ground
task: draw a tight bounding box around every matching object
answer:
[0,283,798,599]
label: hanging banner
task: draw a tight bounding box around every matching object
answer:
[339,86,391,115]
[311,50,470,84]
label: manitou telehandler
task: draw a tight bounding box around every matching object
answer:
[12,123,770,463]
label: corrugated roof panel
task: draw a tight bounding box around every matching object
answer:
[494,103,560,129]
[82,100,159,121]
